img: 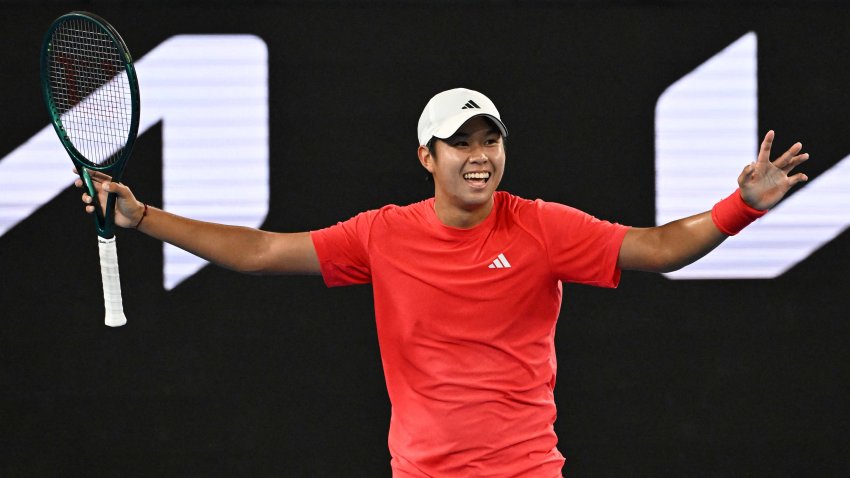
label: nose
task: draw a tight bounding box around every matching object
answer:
[468,144,489,163]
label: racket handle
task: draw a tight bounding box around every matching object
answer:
[98,236,127,327]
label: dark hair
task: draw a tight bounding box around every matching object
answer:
[426,136,439,157]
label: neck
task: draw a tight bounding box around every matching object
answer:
[433,196,495,229]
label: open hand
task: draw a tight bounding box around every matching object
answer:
[739,130,809,210]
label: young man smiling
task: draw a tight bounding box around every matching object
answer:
[78,87,809,477]
[419,114,506,228]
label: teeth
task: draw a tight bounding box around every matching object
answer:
[463,172,490,180]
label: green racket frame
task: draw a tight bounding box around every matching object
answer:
[40,11,141,238]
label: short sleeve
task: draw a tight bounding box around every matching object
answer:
[310,210,377,287]
[536,200,629,287]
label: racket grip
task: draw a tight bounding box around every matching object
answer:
[98,236,128,327]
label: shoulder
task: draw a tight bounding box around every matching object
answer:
[495,191,583,220]
[373,198,433,222]
[312,199,432,251]
[494,190,536,213]
[496,192,624,239]
[335,199,435,237]
[331,198,432,224]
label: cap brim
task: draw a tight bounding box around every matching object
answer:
[431,112,508,142]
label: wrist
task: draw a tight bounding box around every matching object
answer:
[711,188,767,236]
[133,203,148,229]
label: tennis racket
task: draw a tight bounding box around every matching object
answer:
[41,11,140,327]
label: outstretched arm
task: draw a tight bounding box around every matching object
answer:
[76,170,321,275]
[618,130,809,273]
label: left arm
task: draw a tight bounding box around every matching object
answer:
[617,211,723,273]
[618,130,809,272]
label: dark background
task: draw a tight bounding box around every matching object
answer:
[2,1,848,476]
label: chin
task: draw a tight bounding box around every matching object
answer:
[460,190,495,208]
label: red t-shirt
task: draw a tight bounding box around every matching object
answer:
[311,191,628,477]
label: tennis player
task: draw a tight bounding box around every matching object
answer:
[77,88,809,477]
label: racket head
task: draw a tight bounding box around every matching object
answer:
[41,11,140,238]
[40,11,140,179]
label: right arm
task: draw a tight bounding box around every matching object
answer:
[77,170,321,275]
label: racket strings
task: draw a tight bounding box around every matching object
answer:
[47,18,132,167]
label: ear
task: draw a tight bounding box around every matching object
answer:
[417,145,435,174]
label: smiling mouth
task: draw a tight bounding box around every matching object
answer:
[463,171,491,186]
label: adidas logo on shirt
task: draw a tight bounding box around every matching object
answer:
[488,253,511,269]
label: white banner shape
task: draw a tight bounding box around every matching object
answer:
[0,35,270,290]
[656,32,850,278]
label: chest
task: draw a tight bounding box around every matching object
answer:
[368,222,561,329]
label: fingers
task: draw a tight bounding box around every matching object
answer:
[787,172,809,187]
[737,163,755,185]
[72,168,131,200]
[80,191,96,214]
[71,168,114,183]
[772,142,804,170]
[74,168,134,218]
[81,168,114,182]
[758,130,809,173]
[779,151,810,173]
[757,130,775,164]
[759,130,804,163]
[101,180,131,198]
[89,170,114,183]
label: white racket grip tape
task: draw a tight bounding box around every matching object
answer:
[97,236,127,327]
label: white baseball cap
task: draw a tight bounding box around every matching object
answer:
[417,88,508,146]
